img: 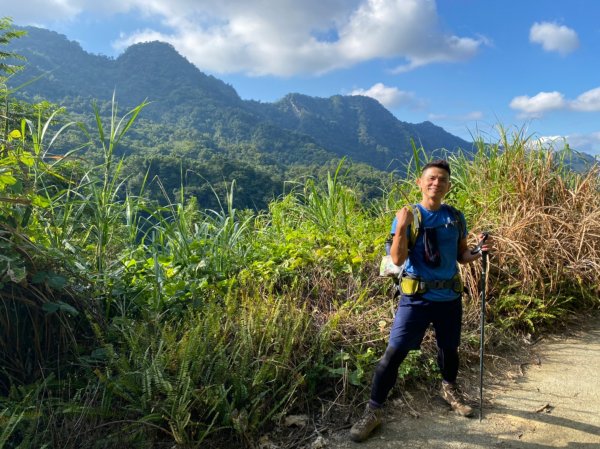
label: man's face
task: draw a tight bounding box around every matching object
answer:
[417,166,451,201]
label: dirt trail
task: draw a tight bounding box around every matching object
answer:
[327,315,600,449]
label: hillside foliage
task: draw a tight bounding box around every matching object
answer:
[3,24,473,212]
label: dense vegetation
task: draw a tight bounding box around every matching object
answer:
[2,19,599,449]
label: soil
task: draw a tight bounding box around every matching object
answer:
[318,313,600,449]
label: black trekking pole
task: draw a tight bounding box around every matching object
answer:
[471,233,489,422]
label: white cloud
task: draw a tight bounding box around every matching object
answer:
[571,87,600,112]
[132,0,486,75]
[509,91,567,118]
[390,35,484,73]
[336,0,485,73]
[536,135,569,150]
[350,83,423,109]
[0,0,136,23]
[529,21,579,56]
[4,0,485,77]
[564,132,600,156]
[539,133,600,156]
[510,87,600,117]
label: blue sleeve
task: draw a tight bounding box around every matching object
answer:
[391,217,411,237]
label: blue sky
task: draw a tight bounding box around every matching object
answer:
[3,0,600,155]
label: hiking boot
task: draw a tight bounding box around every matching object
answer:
[440,382,474,417]
[349,405,383,442]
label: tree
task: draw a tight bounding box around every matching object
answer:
[0,17,26,81]
[1,17,26,156]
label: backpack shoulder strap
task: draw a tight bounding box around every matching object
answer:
[443,204,465,240]
[408,204,422,249]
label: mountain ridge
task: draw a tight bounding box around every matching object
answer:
[7,25,472,173]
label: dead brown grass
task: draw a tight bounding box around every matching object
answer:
[460,139,600,335]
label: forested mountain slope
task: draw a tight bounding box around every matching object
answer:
[7,25,472,208]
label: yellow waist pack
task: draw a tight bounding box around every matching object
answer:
[400,275,462,296]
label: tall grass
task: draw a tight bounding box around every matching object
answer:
[0,99,91,391]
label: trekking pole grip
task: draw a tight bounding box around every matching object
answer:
[471,232,489,256]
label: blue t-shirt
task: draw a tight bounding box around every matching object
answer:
[390,204,467,301]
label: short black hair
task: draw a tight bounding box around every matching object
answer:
[421,159,451,177]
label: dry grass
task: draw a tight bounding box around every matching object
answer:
[457,133,600,336]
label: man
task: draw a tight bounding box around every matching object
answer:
[350,159,495,442]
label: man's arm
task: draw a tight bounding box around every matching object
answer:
[390,207,412,266]
[458,233,495,264]
[458,237,479,264]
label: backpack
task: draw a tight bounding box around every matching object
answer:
[379,203,464,277]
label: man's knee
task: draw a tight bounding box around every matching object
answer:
[377,345,409,371]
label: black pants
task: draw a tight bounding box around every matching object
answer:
[369,295,462,407]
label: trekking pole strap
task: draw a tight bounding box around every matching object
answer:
[471,232,489,255]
